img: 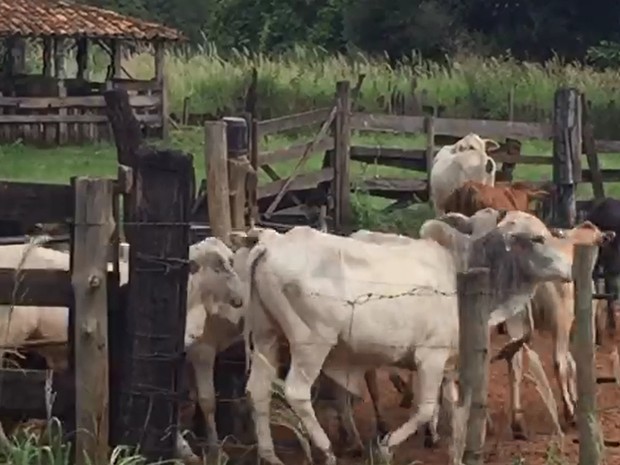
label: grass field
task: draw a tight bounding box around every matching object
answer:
[2,127,620,234]
[19,43,620,138]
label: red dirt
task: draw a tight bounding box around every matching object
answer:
[263,328,620,465]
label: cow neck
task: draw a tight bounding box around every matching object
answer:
[468,230,537,325]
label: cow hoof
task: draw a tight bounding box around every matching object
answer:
[324,451,337,465]
[399,393,413,409]
[376,434,393,464]
[376,420,389,438]
[423,427,439,449]
[257,448,285,465]
[511,423,528,441]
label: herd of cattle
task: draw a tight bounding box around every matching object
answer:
[3,132,620,465]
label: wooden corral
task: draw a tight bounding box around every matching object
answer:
[0,177,119,465]
[0,0,184,146]
[0,88,194,464]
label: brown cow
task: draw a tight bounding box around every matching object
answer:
[443,180,550,217]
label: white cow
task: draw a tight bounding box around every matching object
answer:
[242,223,572,465]
[429,133,500,215]
[0,237,246,464]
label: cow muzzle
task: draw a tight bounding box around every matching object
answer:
[602,231,617,244]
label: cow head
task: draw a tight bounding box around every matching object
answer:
[189,237,245,309]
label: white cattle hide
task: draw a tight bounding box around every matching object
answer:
[429,133,500,215]
[243,224,572,465]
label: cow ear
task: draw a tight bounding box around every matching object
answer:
[484,139,500,152]
[189,259,200,274]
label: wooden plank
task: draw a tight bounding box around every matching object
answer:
[351,112,424,133]
[490,153,552,165]
[0,181,73,224]
[204,121,232,243]
[0,269,70,306]
[350,146,427,171]
[257,167,334,199]
[434,117,552,140]
[111,79,160,92]
[72,178,114,465]
[0,113,160,124]
[583,169,620,183]
[259,137,334,165]
[353,177,429,201]
[594,139,620,153]
[573,245,603,465]
[458,268,491,465]
[0,369,73,418]
[351,112,552,139]
[0,94,160,109]
[257,108,332,137]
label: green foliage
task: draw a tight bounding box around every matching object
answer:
[587,41,620,69]
[81,0,620,63]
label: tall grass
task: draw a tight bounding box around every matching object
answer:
[115,45,620,137]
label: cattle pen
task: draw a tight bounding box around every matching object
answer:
[191,81,620,465]
[1,84,620,465]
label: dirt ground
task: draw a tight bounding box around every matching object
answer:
[258,327,620,465]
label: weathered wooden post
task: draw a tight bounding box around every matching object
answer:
[205,120,233,243]
[333,81,352,234]
[552,88,582,228]
[224,116,250,231]
[456,268,491,465]
[574,244,604,465]
[104,89,193,462]
[424,115,435,207]
[72,177,115,465]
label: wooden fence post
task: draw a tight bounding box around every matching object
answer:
[334,80,352,234]
[105,88,193,462]
[72,177,115,465]
[457,267,491,465]
[224,116,250,231]
[552,88,582,228]
[574,244,604,465]
[205,120,232,242]
[424,115,435,207]
[248,118,259,226]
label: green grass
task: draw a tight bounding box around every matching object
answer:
[3,127,620,234]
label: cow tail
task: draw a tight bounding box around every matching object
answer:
[244,245,269,375]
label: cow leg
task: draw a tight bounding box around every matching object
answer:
[377,348,447,462]
[505,314,528,440]
[333,387,363,456]
[246,334,284,465]
[175,433,201,465]
[284,343,336,465]
[365,369,389,437]
[187,341,219,451]
[507,348,527,440]
[552,334,575,427]
[388,369,414,409]
[567,351,577,406]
